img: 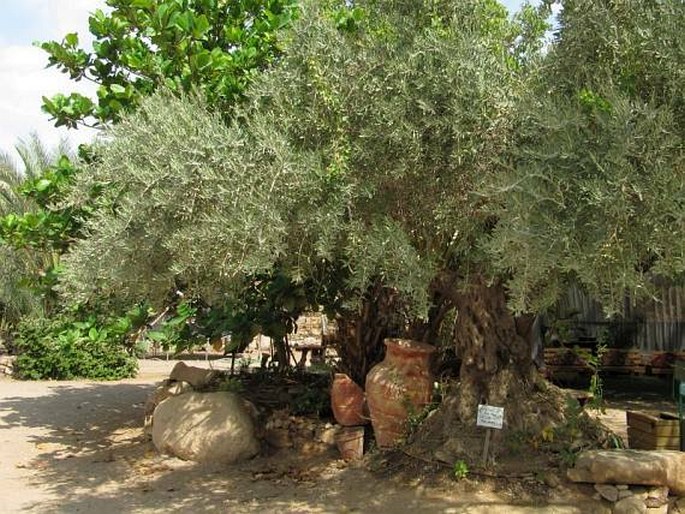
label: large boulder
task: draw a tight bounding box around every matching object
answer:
[568,449,685,495]
[152,392,260,463]
[144,379,194,431]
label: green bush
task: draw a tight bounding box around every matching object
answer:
[14,314,138,380]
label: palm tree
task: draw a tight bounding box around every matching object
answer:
[0,133,72,216]
[0,134,73,345]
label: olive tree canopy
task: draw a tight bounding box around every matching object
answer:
[62,0,543,318]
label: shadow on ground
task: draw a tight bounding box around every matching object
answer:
[0,376,605,513]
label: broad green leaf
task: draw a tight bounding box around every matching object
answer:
[65,33,79,46]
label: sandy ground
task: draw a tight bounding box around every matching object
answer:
[1,360,671,514]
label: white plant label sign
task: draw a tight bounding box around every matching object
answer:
[477,404,504,430]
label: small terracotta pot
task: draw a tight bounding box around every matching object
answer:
[331,373,368,426]
[335,426,365,461]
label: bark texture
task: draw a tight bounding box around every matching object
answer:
[334,284,407,386]
[451,276,536,425]
[408,274,569,464]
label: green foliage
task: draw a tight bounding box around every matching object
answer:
[0,134,72,216]
[405,388,441,437]
[0,137,76,330]
[39,0,298,127]
[142,300,200,352]
[32,1,301,371]
[575,338,607,411]
[216,375,245,394]
[49,0,685,390]
[13,312,140,380]
[194,271,313,349]
[331,5,365,32]
[550,0,685,112]
[61,0,543,321]
[290,380,329,416]
[487,0,685,315]
[0,156,84,253]
[0,154,90,314]
[453,459,469,480]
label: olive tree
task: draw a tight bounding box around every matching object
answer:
[61,0,545,380]
[60,0,684,447]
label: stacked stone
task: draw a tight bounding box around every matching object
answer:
[594,484,677,513]
[262,408,337,455]
[568,449,685,513]
[0,355,15,376]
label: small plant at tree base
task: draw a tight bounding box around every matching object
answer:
[403,384,443,439]
[216,376,244,394]
[291,383,330,416]
[573,333,607,411]
[559,447,579,467]
[453,460,469,480]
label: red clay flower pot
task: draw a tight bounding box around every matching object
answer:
[331,373,368,426]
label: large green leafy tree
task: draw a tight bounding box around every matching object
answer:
[40,0,297,128]
[60,0,685,446]
[60,0,548,386]
[0,134,71,215]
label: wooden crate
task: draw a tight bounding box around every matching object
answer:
[626,411,681,450]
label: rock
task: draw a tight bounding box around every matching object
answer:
[152,392,259,463]
[567,450,685,495]
[434,448,457,465]
[631,487,649,499]
[299,441,327,458]
[613,496,647,514]
[617,485,630,490]
[0,355,15,376]
[646,505,667,514]
[595,484,619,502]
[618,490,633,500]
[645,486,670,508]
[675,497,685,513]
[169,362,220,389]
[316,425,338,446]
[544,472,561,489]
[264,428,292,449]
[144,380,194,429]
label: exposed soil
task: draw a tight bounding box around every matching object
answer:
[0,360,677,513]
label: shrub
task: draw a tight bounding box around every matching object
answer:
[13,314,138,380]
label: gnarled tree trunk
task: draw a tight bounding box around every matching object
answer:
[333,283,407,386]
[409,274,567,463]
[451,275,536,425]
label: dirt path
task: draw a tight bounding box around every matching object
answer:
[0,360,611,513]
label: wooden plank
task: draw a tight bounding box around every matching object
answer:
[627,410,680,425]
[674,360,685,382]
[601,365,646,375]
[627,428,680,450]
[627,411,680,444]
[648,367,674,376]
